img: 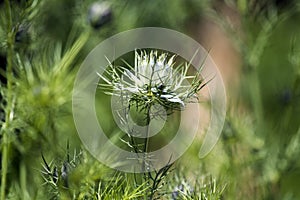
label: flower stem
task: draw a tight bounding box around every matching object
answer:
[143,106,151,155]
[1,0,14,199]
[142,105,151,199]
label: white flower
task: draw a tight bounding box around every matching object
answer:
[98,50,205,111]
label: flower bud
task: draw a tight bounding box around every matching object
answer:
[15,24,30,44]
[88,1,112,29]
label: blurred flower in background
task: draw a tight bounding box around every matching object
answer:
[88,1,112,29]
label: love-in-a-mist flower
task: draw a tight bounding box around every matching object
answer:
[98,50,206,112]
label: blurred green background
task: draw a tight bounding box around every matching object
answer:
[1,0,300,199]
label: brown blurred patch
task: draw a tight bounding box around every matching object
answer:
[188,3,242,99]
[184,3,242,139]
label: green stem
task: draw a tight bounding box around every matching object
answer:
[0,132,9,200]
[20,160,29,200]
[143,106,151,155]
[1,0,14,199]
[142,106,151,199]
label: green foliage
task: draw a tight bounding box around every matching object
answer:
[1,0,300,199]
